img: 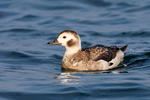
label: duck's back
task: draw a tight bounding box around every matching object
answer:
[82,46,119,62]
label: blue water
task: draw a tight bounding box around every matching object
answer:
[0,0,150,100]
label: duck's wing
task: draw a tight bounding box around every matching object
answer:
[82,46,119,62]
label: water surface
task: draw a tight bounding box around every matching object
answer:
[0,0,150,100]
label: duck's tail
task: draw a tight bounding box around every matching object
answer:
[120,45,128,52]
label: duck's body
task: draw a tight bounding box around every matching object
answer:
[48,30,127,71]
[62,45,126,71]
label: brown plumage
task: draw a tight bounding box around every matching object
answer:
[62,45,127,71]
[82,46,119,62]
[48,30,128,71]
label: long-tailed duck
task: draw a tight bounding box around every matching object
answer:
[48,30,127,71]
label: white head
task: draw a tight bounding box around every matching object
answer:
[48,30,81,56]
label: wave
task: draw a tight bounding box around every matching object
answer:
[0,28,36,33]
[0,85,149,100]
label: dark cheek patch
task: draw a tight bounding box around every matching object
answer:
[67,39,76,47]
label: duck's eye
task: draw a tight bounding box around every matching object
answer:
[63,36,66,39]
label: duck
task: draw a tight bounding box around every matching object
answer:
[48,30,127,71]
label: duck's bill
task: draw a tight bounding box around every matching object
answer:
[48,40,61,45]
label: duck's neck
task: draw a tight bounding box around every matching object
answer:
[64,45,81,57]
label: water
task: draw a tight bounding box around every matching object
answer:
[0,0,150,100]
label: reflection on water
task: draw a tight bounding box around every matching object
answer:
[56,68,127,85]
[56,72,80,85]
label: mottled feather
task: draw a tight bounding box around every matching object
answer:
[82,46,119,62]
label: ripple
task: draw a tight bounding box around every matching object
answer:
[0,92,90,100]
[0,86,149,100]
[81,41,92,48]
[8,51,32,58]
[0,2,12,9]
[119,31,150,37]
[144,52,150,57]
[89,31,150,38]
[86,31,105,37]
[91,87,149,99]
[83,0,112,7]
[124,54,142,62]
[0,11,18,19]
[117,2,136,8]
[0,50,32,59]
[125,5,150,13]
[0,28,36,33]
[15,15,40,22]
[30,2,82,11]
[50,54,62,60]
[0,51,53,66]
[128,58,149,66]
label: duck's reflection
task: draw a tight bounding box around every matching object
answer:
[55,67,127,85]
[56,72,80,84]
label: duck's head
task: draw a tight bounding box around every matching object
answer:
[48,30,81,55]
